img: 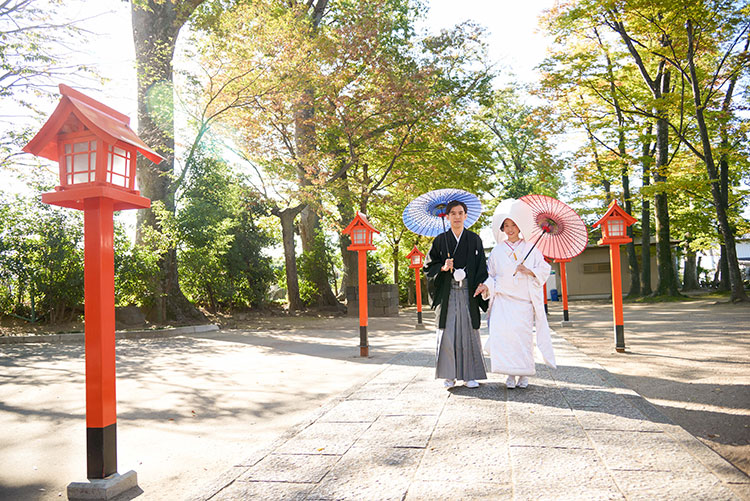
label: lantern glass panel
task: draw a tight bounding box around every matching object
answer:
[353,228,367,245]
[606,219,624,237]
[64,140,97,184]
[411,255,421,265]
[107,145,131,188]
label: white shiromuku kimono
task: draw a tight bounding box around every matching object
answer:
[482,239,557,375]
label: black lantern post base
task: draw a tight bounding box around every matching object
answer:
[87,423,117,479]
[360,326,369,357]
[415,311,425,329]
[615,325,626,353]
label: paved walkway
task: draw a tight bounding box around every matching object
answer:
[193,330,749,501]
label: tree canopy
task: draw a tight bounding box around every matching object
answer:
[1,0,749,324]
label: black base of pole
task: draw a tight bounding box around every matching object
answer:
[563,309,569,321]
[417,311,422,324]
[87,423,117,479]
[544,303,548,314]
[360,325,368,357]
[615,324,625,353]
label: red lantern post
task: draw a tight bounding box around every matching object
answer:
[342,212,379,357]
[405,245,426,328]
[593,200,637,353]
[543,256,551,314]
[23,85,163,495]
[555,258,572,326]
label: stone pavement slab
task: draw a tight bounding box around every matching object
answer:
[552,298,750,479]
[0,315,435,501]
[194,332,749,500]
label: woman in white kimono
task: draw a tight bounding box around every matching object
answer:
[475,199,556,388]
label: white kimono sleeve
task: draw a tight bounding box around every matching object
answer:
[526,248,550,289]
[481,247,499,300]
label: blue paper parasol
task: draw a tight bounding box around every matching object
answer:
[402,188,483,237]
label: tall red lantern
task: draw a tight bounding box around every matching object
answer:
[405,245,426,328]
[543,256,551,315]
[342,212,379,357]
[592,200,637,353]
[23,85,163,496]
[555,258,572,325]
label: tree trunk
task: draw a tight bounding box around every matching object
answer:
[337,184,358,291]
[277,206,304,312]
[718,244,730,290]
[293,1,338,308]
[339,232,358,291]
[587,129,611,202]
[714,247,729,290]
[392,243,400,286]
[609,18,678,296]
[652,131,678,295]
[682,246,699,291]
[294,103,338,307]
[600,27,640,296]
[640,126,653,295]
[714,34,747,296]
[717,152,732,295]
[295,87,318,254]
[620,139,640,297]
[652,65,679,296]
[206,282,217,314]
[686,20,748,302]
[132,0,205,323]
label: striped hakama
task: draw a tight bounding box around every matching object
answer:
[435,279,487,381]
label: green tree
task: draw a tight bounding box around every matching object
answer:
[478,85,565,199]
[198,0,495,308]
[114,224,164,309]
[0,190,84,323]
[164,152,275,312]
[680,9,750,301]
[132,0,207,321]
[539,0,750,297]
[364,119,494,291]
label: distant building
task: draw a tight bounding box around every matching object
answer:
[735,235,750,280]
[696,234,750,281]
[736,235,750,265]
[548,242,659,299]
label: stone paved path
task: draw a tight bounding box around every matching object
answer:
[194,333,749,501]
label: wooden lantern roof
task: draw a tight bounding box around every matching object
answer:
[592,200,637,229]
[23,84,163,164]
[405,245,425,260]
[342,211,380,236]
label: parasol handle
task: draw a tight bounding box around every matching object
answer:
[513,231,546,276]
[521,231,545,263]
[441,213,451,259]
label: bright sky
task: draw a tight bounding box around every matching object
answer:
[424,0,556,85]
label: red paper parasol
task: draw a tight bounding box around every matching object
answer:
[519,194,588,260]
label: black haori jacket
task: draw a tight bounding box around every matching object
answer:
[423,228,488,329]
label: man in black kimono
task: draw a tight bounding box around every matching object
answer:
[423,200,489,389]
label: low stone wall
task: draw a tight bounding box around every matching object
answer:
[346,284,399,317]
